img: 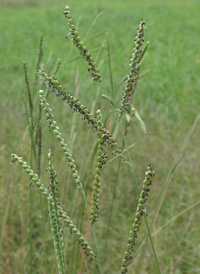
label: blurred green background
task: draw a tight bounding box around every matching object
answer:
[0,0,200,273]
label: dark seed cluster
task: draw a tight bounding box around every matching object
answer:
[39,71,98,130]
[121,164,155,274]
[63,6,102,82]
[118,20,146,120]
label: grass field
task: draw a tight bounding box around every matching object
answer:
[0,0,200,273]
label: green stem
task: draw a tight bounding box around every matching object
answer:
[105,157,121,250]
[143,216,161,274]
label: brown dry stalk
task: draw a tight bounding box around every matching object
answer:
[107,119,113,133]
[4,186,14,274]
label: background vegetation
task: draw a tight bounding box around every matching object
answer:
[0,0,199,273]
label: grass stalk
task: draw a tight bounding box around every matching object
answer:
[106,32,114,96]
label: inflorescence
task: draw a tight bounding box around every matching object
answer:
[47,149,65,273]
[39,71,98,130]
[11,153,49,197]
[63,6,102,82]
[120,164,155,274]
[90,110,105,225]
[38,71,128,161]
[11,153,97,263]
[34,32,43,85]
[59,208,97,262]
[118,20,146,120]
[39,90,83,192]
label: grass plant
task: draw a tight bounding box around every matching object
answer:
[11,5,158,273]
[1,1,199,273]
